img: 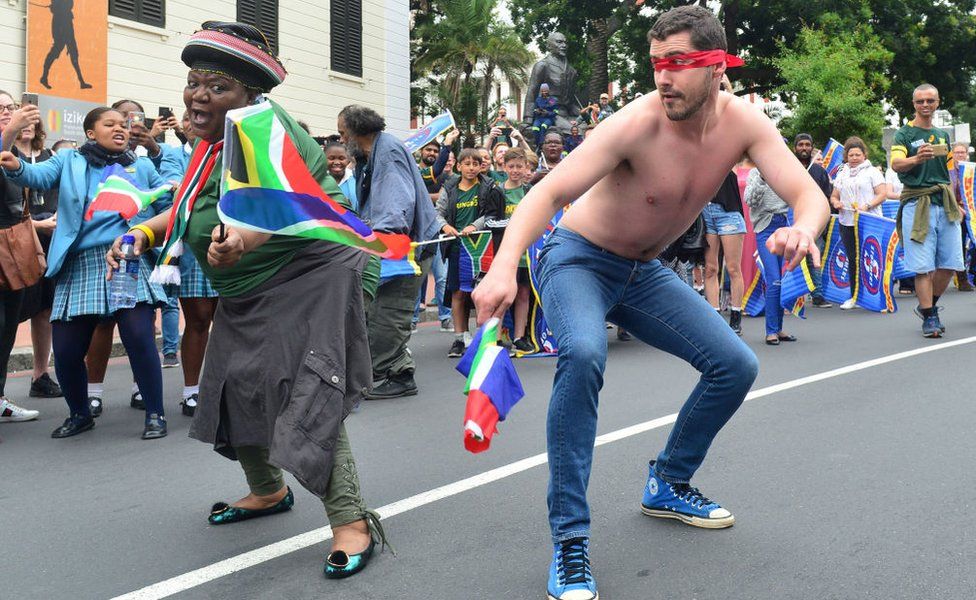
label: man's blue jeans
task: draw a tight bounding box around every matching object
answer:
[754,213,789,336]
[537,227,759,543]
[161,294,180,356]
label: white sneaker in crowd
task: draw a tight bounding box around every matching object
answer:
[840,298,857,310]
[0,398,39,422]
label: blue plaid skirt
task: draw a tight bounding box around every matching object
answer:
[52,244,167,321]
[177,250,218,298]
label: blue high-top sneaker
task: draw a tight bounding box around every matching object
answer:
[547,537,598,600]
[640,461,734,528]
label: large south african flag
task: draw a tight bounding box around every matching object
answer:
[84,164,171,221]
[217,103,411,259]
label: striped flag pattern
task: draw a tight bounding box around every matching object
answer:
[84,164,171,221]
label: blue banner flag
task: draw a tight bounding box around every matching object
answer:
[821,217,853,305]
[957,161,976,245]
[403,111,456,154]
[820,138,844,181]
[853,211,898,313]
[780,259,815,317]
[881,200,899,220]
[521,211,567,356]
[741,251,766,317]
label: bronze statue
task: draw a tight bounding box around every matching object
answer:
[522,32,581,135]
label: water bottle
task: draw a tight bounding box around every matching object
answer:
[109,234,139,312]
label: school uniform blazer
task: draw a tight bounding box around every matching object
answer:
[2,150,172,278]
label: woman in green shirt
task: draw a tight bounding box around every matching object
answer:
[106,21,387,579]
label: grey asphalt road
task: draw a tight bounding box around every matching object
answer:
[3,291,976,600]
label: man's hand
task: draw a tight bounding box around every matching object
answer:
[445,129,460,145]
[472,266,518,325]
[915,143,935,163]
[208,225,245,268]
[441,224,460,237]
[6,105,41,136]
[0,151,21,171]
[489,127,502,140]
[766,225,821,271]
[105,230,149,280]
[460,225,477,236]
[129,123,160,156]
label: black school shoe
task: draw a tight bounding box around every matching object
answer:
[365,372,418,400]
[29,373,63,398]
[181,393,198,417]
[130,391,145,410]
[51,414,95,438]
[89,396,103,418]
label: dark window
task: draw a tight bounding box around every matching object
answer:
[237,0,279,54]
[109,0,166,28]
[331,0,363,77]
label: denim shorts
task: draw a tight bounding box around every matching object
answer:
[901,201,964,273]
[702,202,747,235]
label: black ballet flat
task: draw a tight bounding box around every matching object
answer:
[324,540,375,579]
[51,415,95,438]
[208,487,294,525]
[765,337,780,346]
[777,334,798,342]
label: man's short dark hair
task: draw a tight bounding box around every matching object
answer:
[422,140,440,151]
[338,105,386,137]
[647,5,727,52]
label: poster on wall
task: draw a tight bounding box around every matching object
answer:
[37,94,102,144]
[26,0,108,103]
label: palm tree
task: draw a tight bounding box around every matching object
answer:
[413,0,533,136]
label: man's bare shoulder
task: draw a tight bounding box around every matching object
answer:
[713,93,774,136]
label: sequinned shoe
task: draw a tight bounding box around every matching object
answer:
[324,510,393,580]
[324,540,375,580]
[640,461,734,529]
[547,537,598,600]
[208,487,294,525]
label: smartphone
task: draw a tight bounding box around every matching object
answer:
[158,106,173,119]
[930,143,948,157]
[21,92,38,106]
[500,127,513,138]
[127,111,145,129]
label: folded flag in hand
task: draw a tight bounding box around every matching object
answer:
[217,102,412,259]
[456,317,524,453]
[84,164,171,221]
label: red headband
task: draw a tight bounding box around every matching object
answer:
[652,49,745,72]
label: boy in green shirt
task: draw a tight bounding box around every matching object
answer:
[436,148,505,357]
[500,147,535,353]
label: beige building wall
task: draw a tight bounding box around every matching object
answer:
[0,0,410,139]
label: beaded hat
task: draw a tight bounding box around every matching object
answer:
[182,21,287,92]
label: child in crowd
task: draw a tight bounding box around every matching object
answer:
[435,148,504,357]
[532,83,558,149]
[324,141,357,212]
[499,147,535,353]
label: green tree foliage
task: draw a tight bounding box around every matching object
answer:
[774,24,891,157]
[411,0,533,137]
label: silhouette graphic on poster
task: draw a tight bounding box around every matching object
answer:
[38,0,92,90]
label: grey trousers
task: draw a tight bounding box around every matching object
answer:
[365,256,431,380]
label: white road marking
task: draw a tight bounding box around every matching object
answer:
[110,336,976,600]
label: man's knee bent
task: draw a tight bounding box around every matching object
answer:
[558,336,607,373]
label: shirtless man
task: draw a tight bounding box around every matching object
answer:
[473,7,829,600]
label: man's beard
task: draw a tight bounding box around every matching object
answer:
[422,155,436,166]
[795,150,811,162]
[346,138,366,162]
[662,74,712,122]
